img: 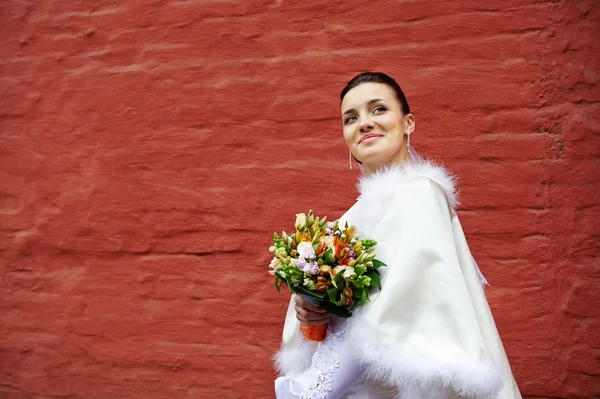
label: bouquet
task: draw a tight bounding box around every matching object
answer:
[269,210,386,341]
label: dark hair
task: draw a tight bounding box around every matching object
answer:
[340,72,411,114]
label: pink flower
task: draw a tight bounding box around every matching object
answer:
[293,258,319,275]
[297,241,316,259]
[304,261,319,275]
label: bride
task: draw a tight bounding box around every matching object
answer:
[273,72,522,399]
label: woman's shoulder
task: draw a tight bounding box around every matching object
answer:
[357,160,459,209]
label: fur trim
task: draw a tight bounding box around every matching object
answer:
[347,317,504,399]
[357,159,459,209]
[356,160,490,288]
[273,337,317,377]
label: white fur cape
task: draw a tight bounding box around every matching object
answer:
[274,161,521,399]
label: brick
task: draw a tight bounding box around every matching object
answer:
[564,278,600,318]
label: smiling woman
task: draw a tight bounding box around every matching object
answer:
[341,74,414,174]
[272,72,522,399]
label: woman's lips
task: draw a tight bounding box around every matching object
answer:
[359,134,383,144]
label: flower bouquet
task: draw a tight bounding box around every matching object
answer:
[269,210,386,341]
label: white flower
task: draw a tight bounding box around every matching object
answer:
[297,241,315,260]
[269,258,281,269]
[275,247,287,258]
[343,266,355,278]
[295,213,307,231]
[303,278,316,290]
[332,265,355,278]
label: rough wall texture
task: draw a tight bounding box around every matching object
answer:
[1,0,599,398]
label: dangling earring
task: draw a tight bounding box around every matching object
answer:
[349,149,353,169]
[407,133,411,150]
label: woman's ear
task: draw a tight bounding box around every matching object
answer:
[405,113,415,135]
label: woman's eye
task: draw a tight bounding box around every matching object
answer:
[344,116,356,125]
[373,106,387,114]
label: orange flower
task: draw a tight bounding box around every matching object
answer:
[316,241,327,257]
[342,287,353,306]
[334,237,350,265]
[315,276,330,292]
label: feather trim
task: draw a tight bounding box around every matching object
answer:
[347,317,504,398]
[357,159,459,209]
[273,336,317,377]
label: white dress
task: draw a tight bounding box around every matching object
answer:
[274,161,522,399]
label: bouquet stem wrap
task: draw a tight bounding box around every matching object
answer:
[298,294,327,342]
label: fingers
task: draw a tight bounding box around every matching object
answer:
[294,296,329,325]
[295,296,327,313]
[294,304,329,325]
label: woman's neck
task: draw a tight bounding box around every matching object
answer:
[362,149,410,176]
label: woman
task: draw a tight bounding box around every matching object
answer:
[274,72,522,399]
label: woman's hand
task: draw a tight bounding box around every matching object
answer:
[294,296,329,325]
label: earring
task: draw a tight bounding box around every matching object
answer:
[349,149,353,170]
[407,133,411,150]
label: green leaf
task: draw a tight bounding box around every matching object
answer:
[275,276,281,292]
[327,287,339,302]
[366,270,381,291]
[334,272,345,289]
[360,287,368,306]
[348,299,360,313]
[292,285,326,300]
[352,287,363,300]
[322,302,351,318]
[321,248,333,263]
[354,265,367,275]
[371,259,387,269]
[339,248,345,260]
[274,270,289,285]
[332,298,345,306]
[313,242,319,251]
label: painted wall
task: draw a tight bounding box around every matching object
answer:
[1,0,598,397]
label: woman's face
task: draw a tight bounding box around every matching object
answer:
[341,82,414,173]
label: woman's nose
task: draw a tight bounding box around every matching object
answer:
[359,120,375,132]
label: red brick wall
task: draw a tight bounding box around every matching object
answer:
[1,0,598,398]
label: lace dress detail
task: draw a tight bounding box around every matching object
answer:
[303,320,349,399]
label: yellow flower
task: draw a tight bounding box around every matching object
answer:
[344,225,357,242]
[296,232,312,243]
